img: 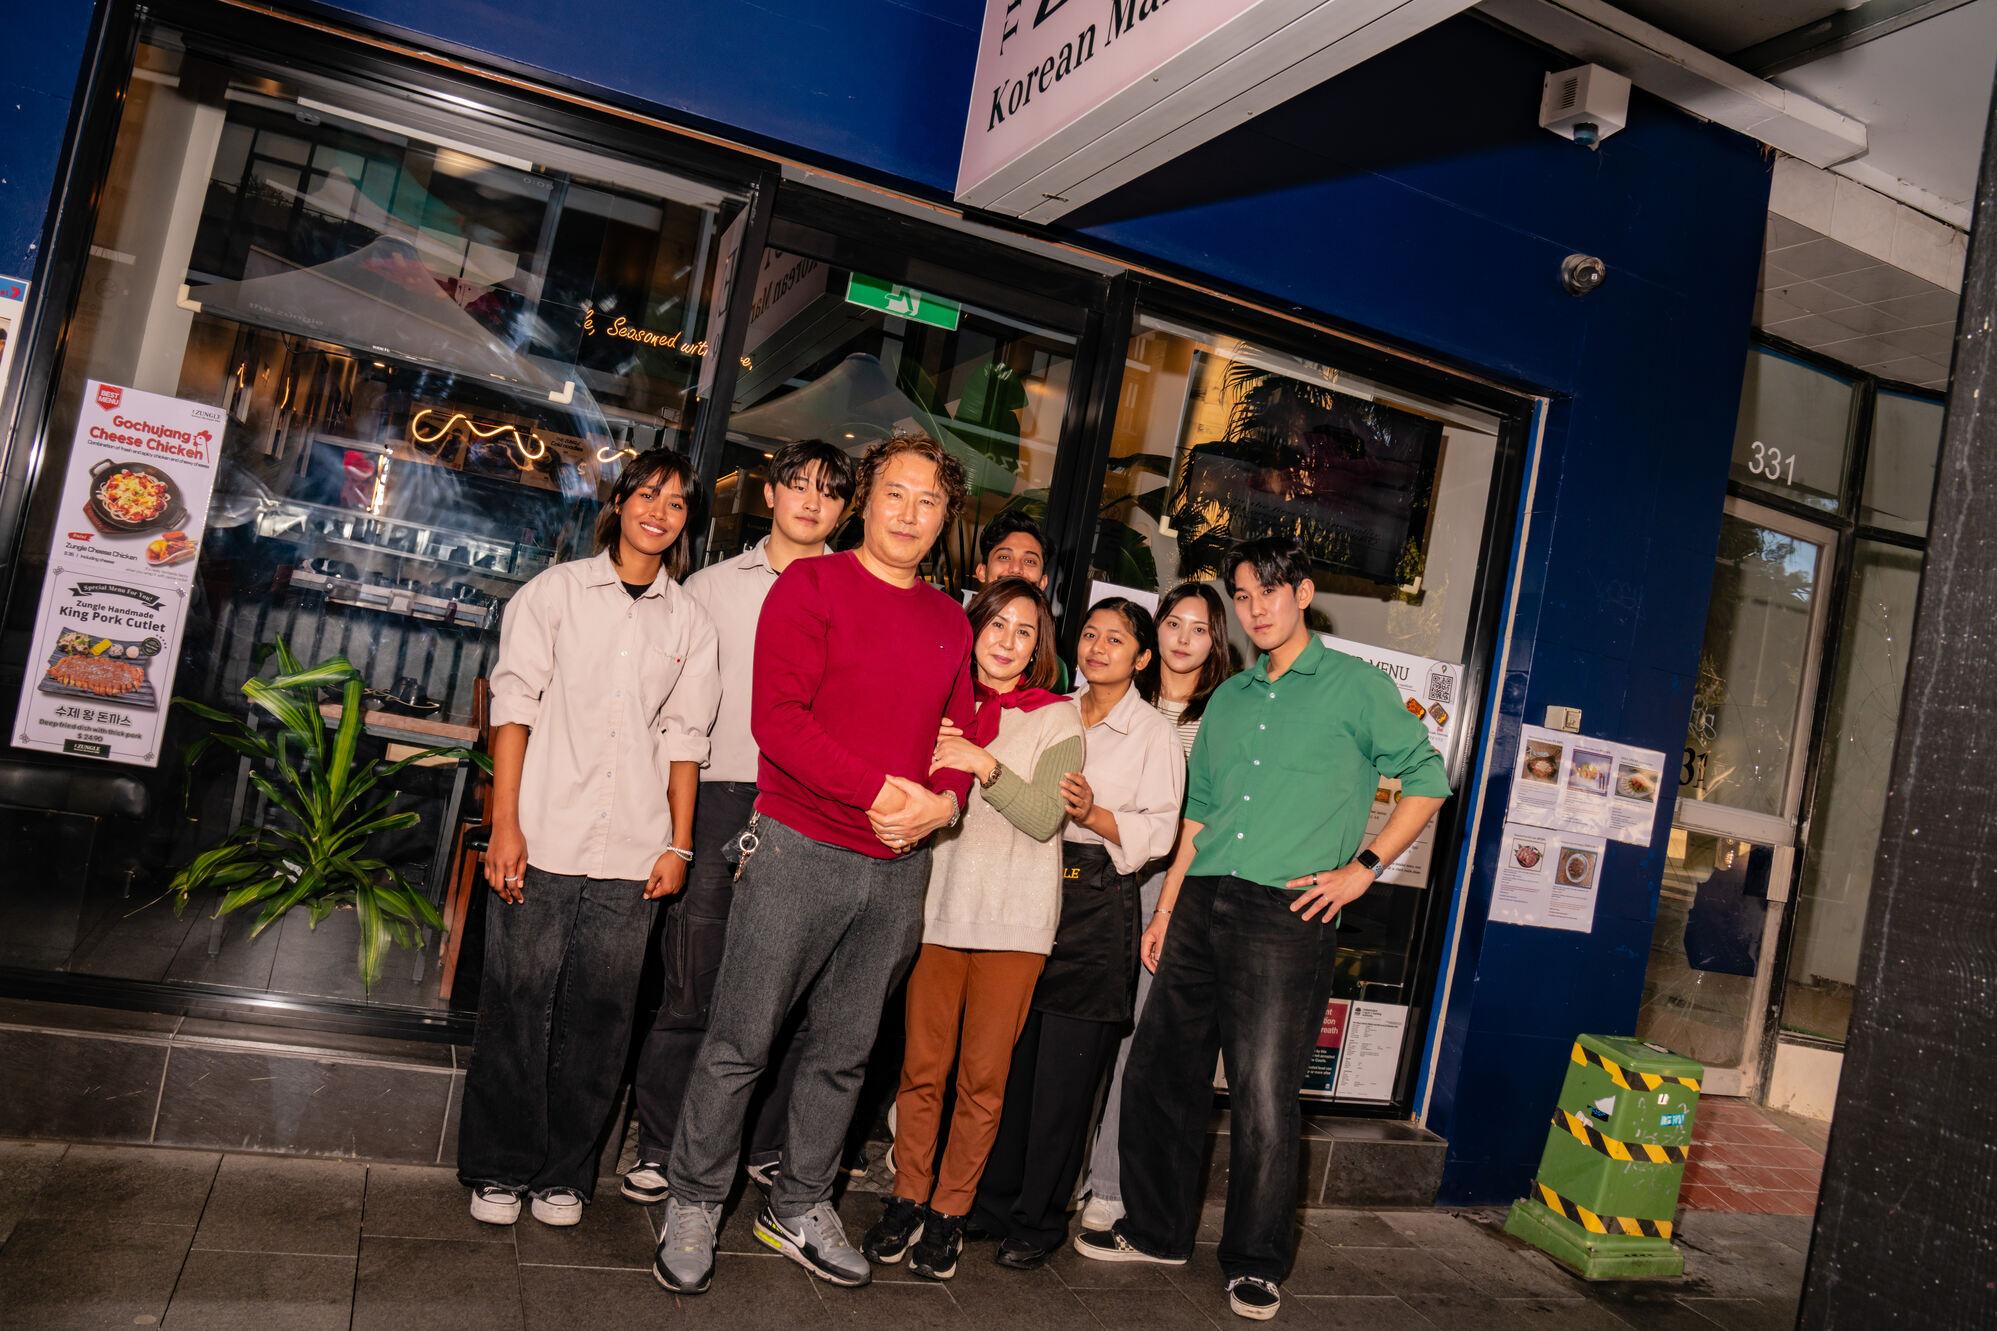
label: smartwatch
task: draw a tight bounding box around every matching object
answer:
[1353,848,1382,875]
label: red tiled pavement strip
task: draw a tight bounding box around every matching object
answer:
[1678,1099,1824,1216]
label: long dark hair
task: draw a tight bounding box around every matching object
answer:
[1083,596,1160,703]
[594,447,703,581]
[1157,580,1239,724]
[965,577,1060,692]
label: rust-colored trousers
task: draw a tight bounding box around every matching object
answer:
[892,943,1045,1216]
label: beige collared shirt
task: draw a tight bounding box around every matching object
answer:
[1063,683,1186,876]
[489,550,720,881]
[683,538,782,784]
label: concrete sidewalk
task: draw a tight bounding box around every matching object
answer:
[0,1139,1806,1329]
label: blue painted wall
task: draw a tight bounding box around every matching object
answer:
[0,4,95,280]
[1,3,1768,1204]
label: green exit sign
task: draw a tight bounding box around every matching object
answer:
[844,273,962,331]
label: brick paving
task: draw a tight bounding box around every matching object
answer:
[1680,1100,1826,1217]
[0,1138,1810,1329]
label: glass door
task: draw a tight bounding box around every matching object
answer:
[1637,497,1834,1096]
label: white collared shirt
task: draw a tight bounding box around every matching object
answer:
[684,537,787,784]
[489,549,720,880]
[1062,682,1186,875]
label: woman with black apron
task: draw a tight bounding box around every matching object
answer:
[971,597,1185,1269]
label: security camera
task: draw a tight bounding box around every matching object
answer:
[1561,255,1607,296]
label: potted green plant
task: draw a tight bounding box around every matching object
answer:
[169,639,489,991]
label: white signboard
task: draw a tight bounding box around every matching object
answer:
[0,275,28,408]
[1331,1000,1409,1102]
[13,381,224,766]
[958,0,1477,220]
[1322,634,1461,888]
[1492,822,1606,933]
[1509,724,1665,849]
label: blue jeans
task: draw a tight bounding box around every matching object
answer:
[457,866,656,1199]
[1115,875,1338,1283]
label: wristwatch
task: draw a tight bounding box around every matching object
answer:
[1353,848,1382,875]
[980,760,1005,790]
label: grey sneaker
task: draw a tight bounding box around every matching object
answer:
[653,1197,722,1294]
[754,1200,871,1287]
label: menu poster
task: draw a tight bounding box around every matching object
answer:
[1609,745,1667,848]
[1322,635,1464,889]
[1300,997,1352,1096]
[1331,1001,1410,1102]
[1492,823,1606,933]
[49,381,223,584]
[1510,723,1568,826]
[1558,743,1616,835]
[13,567,190,766]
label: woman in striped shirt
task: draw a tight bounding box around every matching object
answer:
[1078,579,1239,1232]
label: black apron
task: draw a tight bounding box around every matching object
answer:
[1031,842,1140,1027]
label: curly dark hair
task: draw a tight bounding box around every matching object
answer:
[852,432,968,526]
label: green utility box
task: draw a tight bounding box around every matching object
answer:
[1505,1034,1703,1280]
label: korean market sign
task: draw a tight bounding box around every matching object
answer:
[13,381,222,766]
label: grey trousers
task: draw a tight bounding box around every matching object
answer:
[1082,868,1164,1203]
[667,816,929,1213]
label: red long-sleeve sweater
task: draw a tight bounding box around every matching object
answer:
[751,551,974,858]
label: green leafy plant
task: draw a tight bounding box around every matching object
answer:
[169,639,490,991]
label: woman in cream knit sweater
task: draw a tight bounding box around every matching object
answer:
[862,577,1083,1281]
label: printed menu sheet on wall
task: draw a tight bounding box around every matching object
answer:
[1494,724,1667,933]
[12,381,223,766]
[1322,634,1463,889]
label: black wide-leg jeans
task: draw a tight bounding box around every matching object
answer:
[457,865,655,1199]
[1116,874,1339,1284]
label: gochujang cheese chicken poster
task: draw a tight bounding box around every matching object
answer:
[48,380,222,582]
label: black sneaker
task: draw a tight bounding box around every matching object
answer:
[744,1154,781,1193]
[620,1162,670,1205]
[861,1195,925,1265]
[995,1235,1055,1270]
[1226,1275,1280,1320]
[1072,1226,1187,1265]
[909,1210,964,1281]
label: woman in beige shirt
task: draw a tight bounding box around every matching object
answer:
[972,596,1184,1269]
[458,448,719,1231]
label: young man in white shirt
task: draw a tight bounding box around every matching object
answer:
[622,439,855,1204]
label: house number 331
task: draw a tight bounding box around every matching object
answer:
[1748,439,1798,486]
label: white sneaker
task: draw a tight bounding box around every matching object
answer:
[469,1185,521,1225]
[621,1164,670,1204]
[1080,1196,1125,1232]
[531,1187,584,1226]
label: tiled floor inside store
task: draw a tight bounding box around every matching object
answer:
[0,1139,1811,1330]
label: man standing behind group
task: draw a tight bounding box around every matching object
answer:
[972,510,1068,691]
[622,439,855,1206]
[656,434,976,1296]
[1076,535,1449,1324]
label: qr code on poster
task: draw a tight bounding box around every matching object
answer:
[1426,670,1454,705]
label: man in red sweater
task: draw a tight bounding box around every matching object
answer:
[657,434,975,1297]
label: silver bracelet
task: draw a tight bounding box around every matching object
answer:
[664,845,693,862]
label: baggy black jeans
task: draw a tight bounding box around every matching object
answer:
[457,866,656,1200]
[667,816,928,1214]
[1116,875,1339,1283]
[631,780,797,1164]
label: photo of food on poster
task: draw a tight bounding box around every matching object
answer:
[1558,744,1615,835]
[1609,746,1666,847]
[13,568,190,766]
[1510,724,1567,824]
[47,381,223,585]
[1508,723,1667,848]
[1492,822,1606,933]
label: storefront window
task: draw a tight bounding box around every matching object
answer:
[1637,827,1775,1071]
[1089,314,1500,664]
[703,246,1074,588]
[0,24,744,1015]
[1861,391,1943,537]
[1785,542,1922,1043]
[1730,347,1855,513]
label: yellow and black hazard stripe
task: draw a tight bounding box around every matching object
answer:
[1552,1109,1690,1165]
[1570,1043,1701,1094]
[1535,1181,1673,1240]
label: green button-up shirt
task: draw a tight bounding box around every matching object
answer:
[1184,635,1451,889]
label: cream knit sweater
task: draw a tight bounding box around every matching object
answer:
[922,699,1085,955]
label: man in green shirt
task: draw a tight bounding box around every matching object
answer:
[1074,535,1449,1322]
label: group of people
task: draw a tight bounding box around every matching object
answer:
[455,432,1450,1322]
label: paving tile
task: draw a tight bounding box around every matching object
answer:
[28,1143,219,1227]
[1075,1284,1219,1329]
[514,1193,657,1270]
[1580,1289,1733,1331]
[518,1264,675,1319]
[352,1234,523,1331]
[193,1153,366,1256]
[1044,1230,1181,1289]
[1376,1208,1504,1250]
[677,1252,822,1326]
[0,1217,194,1330]
[1328,1243,1480,1297]
[1405,1292,1632,1329]
[1428,1230,1588,1298]
[153,1042,453,1162]
[1677,1297,1798,1331]
[363,1162,513,1243]
[942,1246,1098,1322]
[0,1027,168,1142]
[808,1277,968,1326]
[1286,1294,1440,1330]
[162,1248,355,1330]
[0,1140,66,1245]
[1302,1208,1418,1247]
